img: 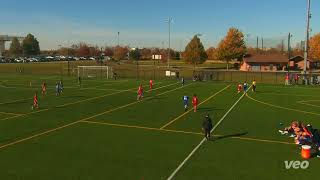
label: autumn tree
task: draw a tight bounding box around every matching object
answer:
[309,33,320,61]
[206,47,218,60]
[89,46,100,57]
[113,46,129,60]
[217,28,246,69]
[183,35,207,65]
[22,33,40,56]
[76,43,90,57]
[104,47,114,57]
[9,37,22,57]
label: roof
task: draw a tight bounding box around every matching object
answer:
[289,55,313,63]
[244,54,288,63]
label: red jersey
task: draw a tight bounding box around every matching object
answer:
[33,94,38,105]
[192,96,198,105]
[237,84,242,91]
[285,74,289,80]
[149,80,153,89]
[138,86,143,95]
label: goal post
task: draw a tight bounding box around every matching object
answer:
[77,66,112,80]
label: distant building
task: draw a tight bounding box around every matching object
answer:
[289,55,314,70]
[240,54,288,71]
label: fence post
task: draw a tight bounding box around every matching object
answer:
[275,72,278,84]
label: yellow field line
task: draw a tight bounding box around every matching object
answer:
[157,83,193,96]
[55,90,129,108]
[297,101,320,108]
[258,92,320,97]
[246,94,320,116]
[0,82,164,121]
[0,111,24,116]
[80,120,294,145]
[0,81,190,150]
[232,136,295,145]
[146,82,178,93]
[159,84,231,129]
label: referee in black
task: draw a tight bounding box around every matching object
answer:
[202,114,213,140]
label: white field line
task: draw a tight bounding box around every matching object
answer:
[166,86,251,180]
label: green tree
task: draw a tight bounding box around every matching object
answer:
[217,28,246,70]
[183,35,207,65]
[22,33,40,56]
[129,48,141,60]
[9,37,22,57]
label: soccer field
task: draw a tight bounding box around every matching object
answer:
[0,74,319,180]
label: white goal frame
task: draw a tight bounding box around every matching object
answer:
[77,66,112,79]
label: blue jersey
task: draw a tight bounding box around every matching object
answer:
[183,96,189,105]
[243,83,248,91]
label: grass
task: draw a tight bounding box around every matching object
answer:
[0,73,319,180]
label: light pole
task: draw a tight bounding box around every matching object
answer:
[117,32,120,47]
[166,17,173,69]
[303,0,311,85]
[287,33,293,72]
[193,34,202,73]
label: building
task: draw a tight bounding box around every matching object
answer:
[0,35,25,56]
[289,55,313,70]
[240,54,288,71]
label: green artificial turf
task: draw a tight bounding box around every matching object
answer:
[0,74,319,180]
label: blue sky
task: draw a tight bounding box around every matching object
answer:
[0,0,319,50]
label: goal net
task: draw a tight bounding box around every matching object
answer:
[77,66,112,80]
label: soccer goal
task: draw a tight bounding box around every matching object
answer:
[77,66,113,80]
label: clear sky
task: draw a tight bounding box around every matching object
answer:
[0,0,319,50]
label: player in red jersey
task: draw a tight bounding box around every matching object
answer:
[192,94,199,112]
[41,81,47,95]
[237,83,242,94]
[149,79,153,90]
[137,84,144,100]
[33,92,39,109]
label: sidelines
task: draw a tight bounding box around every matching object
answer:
[165,86,251,180]
[246,94,320,116]
[0,81,192,150]
[160,84,231,129]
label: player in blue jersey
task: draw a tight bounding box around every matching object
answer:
[183,95,189,111]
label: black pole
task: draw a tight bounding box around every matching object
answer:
[256,36,259,53]
[288,33,291,72]
[261,38,264,53]
[67,48,70,76]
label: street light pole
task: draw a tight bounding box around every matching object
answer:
[117,32,120,47]
[303,0,311,85]
[166,17,173,69]
[287,33,292,72]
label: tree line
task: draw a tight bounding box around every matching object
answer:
[184,28,320,68]
[9,33,40,57]
[7,29,320,64]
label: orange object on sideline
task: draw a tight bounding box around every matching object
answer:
[301,145,311,159]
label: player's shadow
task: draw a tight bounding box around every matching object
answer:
[213,132,248,141]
